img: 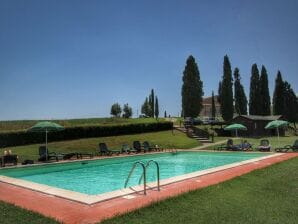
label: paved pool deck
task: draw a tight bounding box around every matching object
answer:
[0,152,297,224]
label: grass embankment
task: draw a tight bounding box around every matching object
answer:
[0,118,165,132]
[0,130,199,162]
[1,155,297,224]
[102,157,298,224]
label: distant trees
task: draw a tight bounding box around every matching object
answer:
[181,55,203,117]
[110,103,122,117]
[141,89,159,118]
[154,96,159,119]
[233,68,247,115]
[249,64,260,115]
[259,65,271,115]
[219,55,234,121]
[123,103,133,118]
[211,91,216,118]
[164,110,167,118]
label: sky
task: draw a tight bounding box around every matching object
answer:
[0,0,297,120]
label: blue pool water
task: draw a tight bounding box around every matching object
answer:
[0,152,267,195]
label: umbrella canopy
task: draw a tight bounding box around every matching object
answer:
[265,120,289,129]
[224,123,247,137]
[28,121,64,160]
[28,121,64,132]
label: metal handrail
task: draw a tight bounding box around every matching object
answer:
[124,161,147,195]
[138,160,160,191]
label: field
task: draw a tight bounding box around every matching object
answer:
[0,117,165,132]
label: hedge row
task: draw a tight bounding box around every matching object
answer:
[0,121,173,148]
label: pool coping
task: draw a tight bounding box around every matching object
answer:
[0,151,281,205]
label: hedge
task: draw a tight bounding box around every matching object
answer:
[0,121,173,148]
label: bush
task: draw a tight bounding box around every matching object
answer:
[0,122,173,147]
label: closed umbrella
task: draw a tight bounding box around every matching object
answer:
[265,120,289,146]
[28,121,64,160]
[224,123,247,137]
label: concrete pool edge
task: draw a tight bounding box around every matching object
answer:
[0,152,281,205]
[0,153,297,224]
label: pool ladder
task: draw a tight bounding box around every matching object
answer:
[124,160,160,195]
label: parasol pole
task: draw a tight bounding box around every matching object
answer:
[235,129,238,137]
[276,127,280,147]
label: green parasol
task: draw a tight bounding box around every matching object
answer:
[28,121,64,160]
[224,123,247,137]
[265,120,289,146]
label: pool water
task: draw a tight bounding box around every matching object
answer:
[0,152,267,195]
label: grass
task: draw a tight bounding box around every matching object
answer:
[101,157,298,224]
[0,117,166,132]
[0,201,59,224]
[0,130,200,162]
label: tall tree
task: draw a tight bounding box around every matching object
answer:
[123,103,133,118]
[154,96,159,119]
[233,68,248,115]
[249,64,260,115]
[217,81,222,115]
[283,81,298,126]
[259,65,271,115]
[110,103,122,117]
[273,71,285,115]
[211,91,216,118]
[164,110,167,118]
[220,55,234,121]
[149,89,155,118]
[181,55,204,117]
[141,97,150,117]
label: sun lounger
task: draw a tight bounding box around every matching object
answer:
[275,139,298,152]
[121,144,138,154]
[38,146,59,162]
[257,139,271,152]
[98,143,121,156]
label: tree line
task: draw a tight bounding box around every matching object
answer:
[181,55,298,125]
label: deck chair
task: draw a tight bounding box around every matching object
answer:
[275,139,298,152]
[143,141,156,152]
[121,144,138,154]
[38,146,59,162]
[133,141,142,153]
[98,143,121,156]
[257,139,271,152]
[215,139,240,151]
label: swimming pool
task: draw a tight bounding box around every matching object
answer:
[0,151,271,194]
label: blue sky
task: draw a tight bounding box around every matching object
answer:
[0,0,297,120]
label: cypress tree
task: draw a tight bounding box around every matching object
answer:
[211,91,216,118]
[220,55,234,121]
[273,71,285,115]
[141,97,150,117]
[164,110,167,118]
[154,96,159,119]
[181,55,204,117]
[234,68,248,115]
[259,65,271,115]
[149,89,155,118]
[249,64,260,115]
[283,81,298,125]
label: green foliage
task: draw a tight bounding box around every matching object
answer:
[181,55,204,117]
[283,81,298,123]
[211,91,216,118]
[220,55,233,121]
[273,71,285,115]
[141,97,150,116]
[122,103,133,118]
[110,103,122,117]
[0,122,173,148]
[259,65,271,115]
[249,64,260,115]
[155,96,159,119]
[164,110,167,118]
[233,68,247,115]
[149,89,155,117]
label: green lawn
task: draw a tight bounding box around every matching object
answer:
[0,201,59,224]
[0,117,166,132]
[0,130,199,162]
[102,157,298,224]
